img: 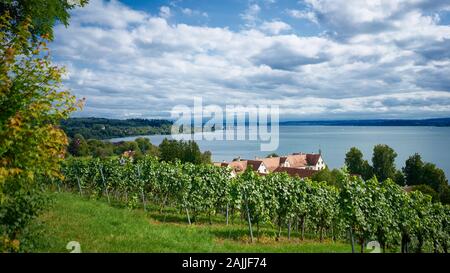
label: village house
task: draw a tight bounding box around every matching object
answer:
[214,152,326,179]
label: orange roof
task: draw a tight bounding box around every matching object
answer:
[227,160,248,172]
[261,157,282,172]
[216,152,323,176]
[285,154,308,168]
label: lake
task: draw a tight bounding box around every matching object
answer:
[109,126,450,178]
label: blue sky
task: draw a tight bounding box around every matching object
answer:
[52,0,450,120]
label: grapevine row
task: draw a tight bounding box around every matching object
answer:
[55,156,449,253]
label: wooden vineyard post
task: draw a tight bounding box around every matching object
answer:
[244,191,254,243]
[137,165,147,211]
[76,177,83,196]
[226,202,229,226]
[288,221,291,240]
[99,166,110,204]
[350,227,355,253]
[185,207,191,225]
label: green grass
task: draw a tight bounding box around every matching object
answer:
[30,192,352,253]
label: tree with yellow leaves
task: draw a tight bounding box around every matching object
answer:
[0,13,83,252]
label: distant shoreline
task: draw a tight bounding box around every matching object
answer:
[280,118,450,127]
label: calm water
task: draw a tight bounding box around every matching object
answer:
[110,126,450,178]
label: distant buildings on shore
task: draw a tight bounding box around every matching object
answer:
[214,152,326,178]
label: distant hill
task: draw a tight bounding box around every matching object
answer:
[280,118,450,127]
[61,117,173,139]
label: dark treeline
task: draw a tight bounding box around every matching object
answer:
[281,118,450,127]
[61,117,173,139]
[312,144,450,204]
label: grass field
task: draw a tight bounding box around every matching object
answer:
[29,192,353,253]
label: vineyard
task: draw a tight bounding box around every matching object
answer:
[54,156,450,253]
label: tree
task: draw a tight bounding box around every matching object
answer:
[67,134,88,157]
[403,153,424,186]
[158,138,179,163]
[87,139,114,158]
[361,160,374,181]
[440,185,450,205]
[394,170,405,186]
[201,150,212,164]
[0,0,87,40]
[158,139,207,165]
[372,144,397,182]
[412,185,440,203]
[135,137,152,153]
[345,147,372,180]
[0,14,81,251]
[422,163,448,194]
[266,153,279,158]
[183,141,203,164]
[312,167,343,187]
[345,147,365,175]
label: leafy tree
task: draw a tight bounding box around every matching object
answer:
[158,138,209,165]
[0,14,81,251]
[345,147,373,180]
[412,184,439,203]
[372,144,397,182]
[345,147,365,175]
[422,163,447,194]
[266,153,279,158]
[312,167,343,187]
[87,139,114,158]
[135,137,158,156]
[361,160,374,181]
[394,170,405,186]
[0,0,88,40]
[440,185,450,205]
[67,134,88,157]
[159,138,182,163]
[183,141,203,164]
[403,153,424,186]
[114,140,142,157]
[201,150,212,164]
[135,137,151,152]
[61,117,173,139]
[312,167,334,184]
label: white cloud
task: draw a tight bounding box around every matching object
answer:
[240,4,261,26]
[181,7,208,17]
[260,21,292,35]
[181,8,193,16]
[159,6,171,19]
[287,9,318,24]
[52,0,450,119]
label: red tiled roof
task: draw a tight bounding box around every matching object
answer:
[246,160,264,171]
[306,154,321,165]
[215,152,323,177]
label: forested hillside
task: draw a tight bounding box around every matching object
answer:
[61,117,173,139]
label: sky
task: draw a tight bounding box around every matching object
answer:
[52,0,450,120]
